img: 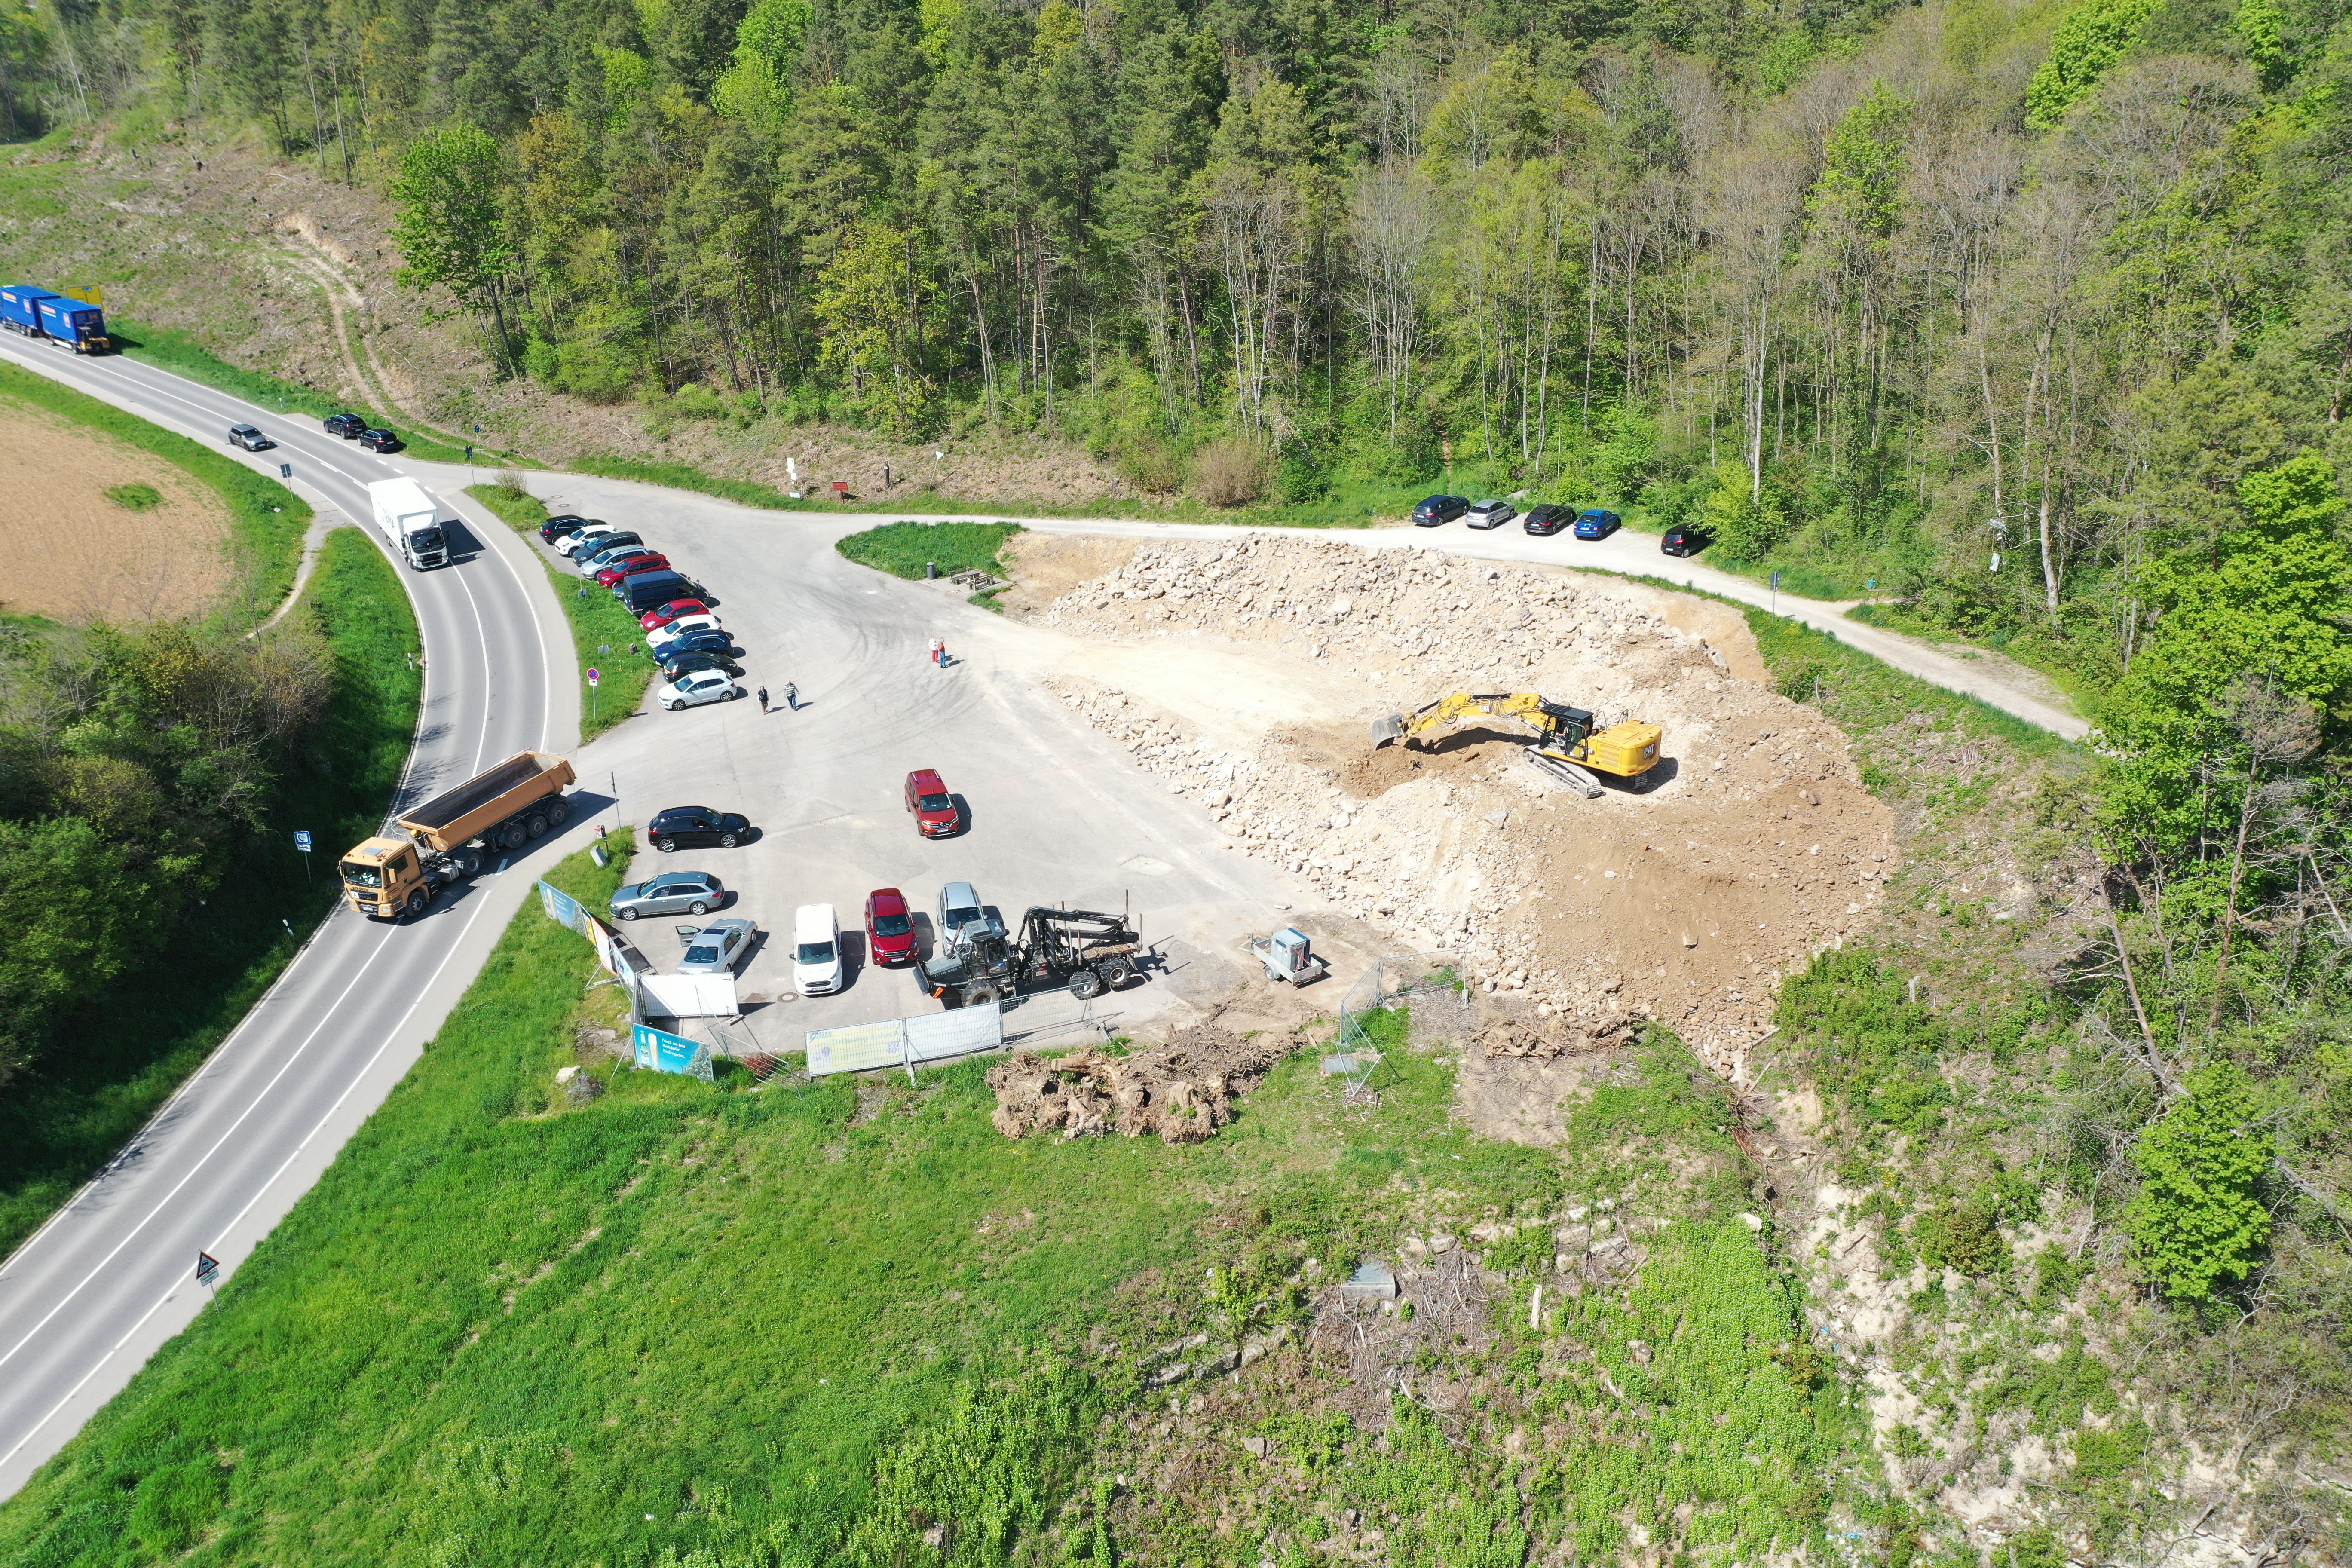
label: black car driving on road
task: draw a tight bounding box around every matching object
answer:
[1412,495,1470,527]
[1523,503,1575,536]
[357,427,403,453]
[649,805,753,851]
[324,412,366,438]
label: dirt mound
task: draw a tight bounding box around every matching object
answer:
[1477,1011,1641,1060]
[1020,534,1901,1075]
[986,1026,1295,1143]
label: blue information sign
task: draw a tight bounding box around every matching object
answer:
[293,830,312,853]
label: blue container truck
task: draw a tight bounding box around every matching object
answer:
[0,284,110,353]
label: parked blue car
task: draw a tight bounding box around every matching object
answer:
[1572,508,1623,540]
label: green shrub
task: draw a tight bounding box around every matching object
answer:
[104,481,162,511]
[836,520,1023,581]
[2126,1061,2273,1304]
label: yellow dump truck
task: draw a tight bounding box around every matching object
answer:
[340,751,578,920]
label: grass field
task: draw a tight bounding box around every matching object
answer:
[0,527,421,1259]
[109,318,524,468]
[466,481,659,740]
[0,359,307,625]
[835,519,1025,583]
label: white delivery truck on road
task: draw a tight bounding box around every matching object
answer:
[368,477,450,570]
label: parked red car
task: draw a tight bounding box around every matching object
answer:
[640,599,713,631]
[596,552,669,587]
[904,769,959,837]
[865,888,917,965]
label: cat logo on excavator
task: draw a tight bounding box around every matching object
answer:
[1372,692,1663,797]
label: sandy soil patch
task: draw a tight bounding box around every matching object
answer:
[995,532,1138,618]
[0,402,233,622]
[966,534,1897,1080]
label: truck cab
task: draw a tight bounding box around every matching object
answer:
[340,836,427,919]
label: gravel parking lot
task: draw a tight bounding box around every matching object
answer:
[518,478,1330,1051]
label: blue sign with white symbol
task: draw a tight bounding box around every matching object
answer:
[293,830,312,853]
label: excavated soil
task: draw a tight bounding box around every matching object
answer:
[1004,533,1900,1075]
[987,1025,1302,1143]
[0,403,233,622]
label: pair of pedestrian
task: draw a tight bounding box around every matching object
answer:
[928,636,951,669]
[756,683,799,714]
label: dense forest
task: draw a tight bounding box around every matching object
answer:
[5,0,2346,668]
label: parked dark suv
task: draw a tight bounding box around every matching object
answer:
[649,805,753,851]
[324,412,366,438]
[1412,495,1470,527]
[357,427,402,453]
[1523,503,1574,536]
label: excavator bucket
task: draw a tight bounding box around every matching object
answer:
[1370,714,1406,746]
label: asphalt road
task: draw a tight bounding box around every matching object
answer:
[0,340,579,1498]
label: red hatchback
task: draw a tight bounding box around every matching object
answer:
[641,599,712,631]
[905,769,958,837]
[865,888,917,965]
[596,552,668,587]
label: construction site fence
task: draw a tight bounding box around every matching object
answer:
[1330,950,1463,1093]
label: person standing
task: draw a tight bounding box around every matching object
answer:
[756,685,769,714]
[784,680,799,711]
[935,641,949,670]
[928,636,943,667]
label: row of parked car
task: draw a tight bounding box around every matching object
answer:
[1411,495,1709,557]
[538,514,750,710]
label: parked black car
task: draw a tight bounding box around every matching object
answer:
[1412,495,1470,527]
[660,649,748,682]
[1523,503,1575,536]
[539,513,594,544]
[657,628,738,660]
[1661,524,1709,557]
[649,805,753,851]
[357,427,402,453]
[324,412,366,438]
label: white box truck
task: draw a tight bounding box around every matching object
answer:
[368,477,450,570]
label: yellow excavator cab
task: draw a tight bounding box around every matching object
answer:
[1577,720,1662,778]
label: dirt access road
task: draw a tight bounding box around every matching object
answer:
[882,507,2090,741]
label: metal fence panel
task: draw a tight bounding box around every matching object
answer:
[905,1003,1004,1064]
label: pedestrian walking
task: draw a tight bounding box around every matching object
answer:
[756,685,769,713]
[784,680,799,711]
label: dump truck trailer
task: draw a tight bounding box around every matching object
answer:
[340,751,576,920]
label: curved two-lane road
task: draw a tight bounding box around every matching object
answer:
[0,339,578,1498]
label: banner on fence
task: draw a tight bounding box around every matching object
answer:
[537,880,588,936]
[633,1023,714,1081]
[805,1003,1003,1077]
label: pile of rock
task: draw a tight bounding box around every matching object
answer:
[986,1025,1294,1143]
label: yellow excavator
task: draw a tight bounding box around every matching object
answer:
[1372,692,1664,796]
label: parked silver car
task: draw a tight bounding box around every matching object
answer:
[936,880,1004,952]
[610,870,726,921]
[675,918,754,974]
[659,669,743,711]
[1466,499,1516,529]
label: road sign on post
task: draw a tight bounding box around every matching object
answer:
[587,668,600,720]
[196,1251,220,1289]
[1770,569,1782,616]
[279,462,292,479]
[294,829,312,882]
